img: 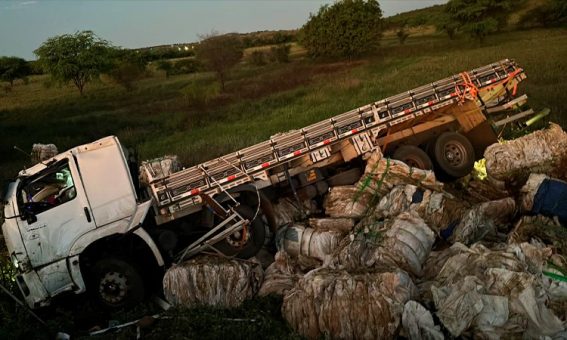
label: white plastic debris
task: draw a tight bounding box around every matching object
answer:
[402,301,444,340]
[323,186,372,219]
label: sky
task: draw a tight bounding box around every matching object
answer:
[0,0,447,60]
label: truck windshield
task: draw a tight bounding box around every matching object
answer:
[18,159,76,216]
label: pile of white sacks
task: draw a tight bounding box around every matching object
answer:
[163,123,567,339]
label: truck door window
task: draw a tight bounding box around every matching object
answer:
[19,160,77,216]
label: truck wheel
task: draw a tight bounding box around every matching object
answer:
[432,132,475,179]
[216,205,266,259]
[327,168,362,186]
[392,145,433,170]
[91,258,145,309]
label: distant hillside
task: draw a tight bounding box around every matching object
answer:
[384,4,446,28]
[384,0,549,29]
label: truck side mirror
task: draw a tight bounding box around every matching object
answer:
[26,214,37,224]
[21,209,37,224]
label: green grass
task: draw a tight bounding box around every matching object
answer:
[1,28,566,185]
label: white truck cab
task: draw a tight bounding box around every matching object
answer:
[2,136,163,308]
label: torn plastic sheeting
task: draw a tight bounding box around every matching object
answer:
[373,183,516,245]
[484,267,565,337]
[276,224,344,264]
[430,242,565,337]
[330,212,435,276]
[323,186,372,219]
[484,123,567,185]
[272,197,314,228]
[372,184,468,236]
[358,149,443,198]
[401,301,444,340]
[282,269,417,339]
[433,243,549,286]
[162,255,263,308]
[258,251,303,297]
[431,275,513,337]
[520,173,567,225]
[449,197,516,245]
[31,143,58,164]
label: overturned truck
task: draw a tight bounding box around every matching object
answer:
[1,59,536,309]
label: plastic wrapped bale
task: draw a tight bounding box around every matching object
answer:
[163,255,263,308]
[449,197,516,245]
[282,268,417,339]
[330,212,435,277]
[431,243,565,338]
[258,251,303,297]
[31,143,58,164]
[373,184,468,235]
[358,150,443,197]
[484,123,567,185]
[272,197,315,228]
[276,224,344,265]
[520,174,567,225]
[323,185,373,219]
[140,155,181,184]
[308,218,355,234]
[508,215,567,255]
[401,301,444,340]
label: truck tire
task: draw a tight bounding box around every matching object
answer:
[392,145,433,170]
[91,258,145,309]
[327,168,362,186]
[215,205,266,259]
[432,132,475,179]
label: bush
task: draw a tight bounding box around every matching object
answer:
[299,0,383,59]
[173,58,201,74]
[249,51,267,66]
[182,81,220,107]
[156,60,173,78]
[269,44,291,63]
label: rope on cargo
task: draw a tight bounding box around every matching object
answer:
[355,157,381,201]
[456,71,479,104]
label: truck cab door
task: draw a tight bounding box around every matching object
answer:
[18,157,95,268]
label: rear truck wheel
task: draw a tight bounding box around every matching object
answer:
[392,145,433,170]
[91,258,145,309]
[215,205,266,259]
[432,132,475,179]
[327,168,362,186]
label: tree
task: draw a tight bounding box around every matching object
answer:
[0,56,31,87]
[34,30,115,95]
[299,0,383,59]
[108,50,147,91]
[445,0,513,43]
[195,32,243,91]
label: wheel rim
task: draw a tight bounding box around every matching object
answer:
[99,271,128,305]
[443,141,467,167]
[225,222,250,248]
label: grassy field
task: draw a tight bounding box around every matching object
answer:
[2,28,565,186]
